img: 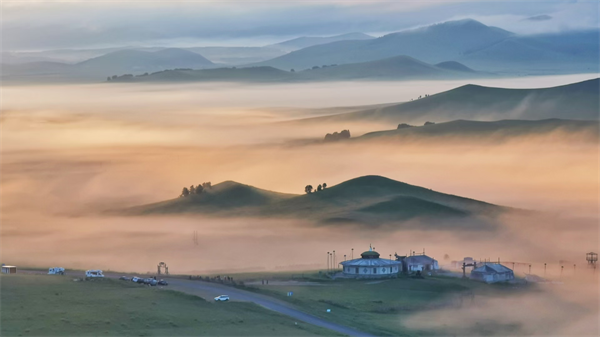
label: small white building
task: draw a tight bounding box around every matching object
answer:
[396,254,439,272]
[1,265,17,274]
[470,263,514,283]
[339,246,402,278]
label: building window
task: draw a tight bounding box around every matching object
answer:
[355,267,359,274]
[373,268,377,274]
[382,268,386,273]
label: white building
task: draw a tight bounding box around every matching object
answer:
[470,263,514,283]
[396,254,439,272]
[1,265,17,274]
[339,246,402,278]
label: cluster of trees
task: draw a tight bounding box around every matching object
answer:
[180,182,212,197]
[409,94,430,101]
[308,64,338,70]
[305,183,327,194]
[324,129,351,142]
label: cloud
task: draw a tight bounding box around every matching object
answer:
[1,1,598,50]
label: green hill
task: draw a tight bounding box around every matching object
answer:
[355,119,600,143]
[297,78,600,124]
[127,181,296,215]
[125,175,508,229]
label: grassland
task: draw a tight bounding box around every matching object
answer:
[0,274,339,336]
[233,272,530,336]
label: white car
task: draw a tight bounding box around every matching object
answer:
[85,270,104,278]
[214,295,229,302]
[48,267,65,275]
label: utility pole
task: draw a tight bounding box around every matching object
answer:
[544,263,547,275]
[389,254,392,261]
[529,264,531,275]
[561,265,564,278]
[344,254,346,262]
[327,252,330,273]
[351,248,354,260]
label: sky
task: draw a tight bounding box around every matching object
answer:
[1,0,599,51]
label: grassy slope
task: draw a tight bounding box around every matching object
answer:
[355,119,600,142]
[242,273,529,336]
[0,274,337,337]
[299,78,600,124]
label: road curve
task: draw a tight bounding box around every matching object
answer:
[166,278,374,337]
[21,269,373,337]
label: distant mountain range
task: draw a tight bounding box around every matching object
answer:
[109,56,483,83]
[295,78,600,124]
[248,19,599,73]
[3,19,598,83]
[123,175,508,229]
[353,119,599,143]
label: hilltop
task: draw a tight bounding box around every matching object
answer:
[295,78,600,124]
[124,175,509,229]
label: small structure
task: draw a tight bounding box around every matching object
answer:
[396,252,439,272]
[157,262,169,275]
[586,252,598,267]
[1,265,17,274]
[339,246,402,278]
[470,263,514,283]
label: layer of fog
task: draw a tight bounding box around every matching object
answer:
[2,75,598,336]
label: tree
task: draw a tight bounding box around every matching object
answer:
[290,69,295,72]
[111,75,118,80]
[323,183,327,189]
[196,184,204,194]
[190,185,196,194]
[181,187,190,197]
[202,182,212,189]
[305,185,313,194]
[317,184,322,192]
[107,76,111,81]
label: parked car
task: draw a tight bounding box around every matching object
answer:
[143,278,158,286]
[214,295,229,302]
[85,270,104,278]
[48,267,65,275]
[158,280,168,286]
[131,277,140,283]
[119,276,130,281]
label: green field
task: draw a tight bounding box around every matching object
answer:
[0,274,338,337]
[237,273,527,336]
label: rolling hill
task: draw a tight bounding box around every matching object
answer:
[354,119,600,143]
[248,19,599,74]
[109,56,483,83]
[2,48,216,83]
[124,175,509,229]
[77,48,215,75]
[295,78,600,124]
